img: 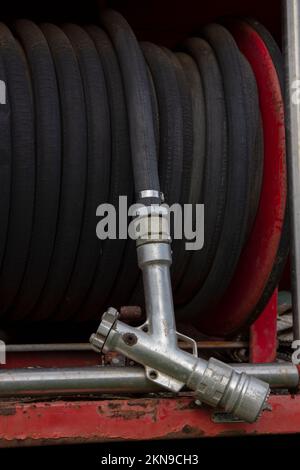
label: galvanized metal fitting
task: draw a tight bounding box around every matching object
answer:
[138,190,165,202]
[220,372,270,422]
[189,357,270,423]
[137,241,172,269]
[90,191,269,423]
[90,316,270,423]
[133,205,171,246]
[89,307,119,354]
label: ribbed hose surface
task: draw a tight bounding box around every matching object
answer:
[0,10,285,334]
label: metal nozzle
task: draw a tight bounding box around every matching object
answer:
[192,357,270,423]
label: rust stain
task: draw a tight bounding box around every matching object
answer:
[181,424,193,434]
[163,427,205,440]
[127,399,159,408]
[98,400,158,422]
[176,400,200,411]
[107,402,122,410]
[120,306,142,323]
[107,410,148,420]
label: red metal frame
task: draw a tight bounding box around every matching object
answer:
[0,394,299,447]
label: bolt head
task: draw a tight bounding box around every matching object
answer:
[122,332,138,346]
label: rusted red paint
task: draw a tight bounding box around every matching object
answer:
[196,20,286,336]
[0,394,299,447]
[250,289,278,363]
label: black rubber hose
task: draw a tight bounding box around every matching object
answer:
[120,63,161,310]
[94,10,163,314]
[163,50,194,288]
[142,42,183,206]
[54,24,111,321]
[147,62,160,157]
[31,23,87,321]
[174,50,207,304]
[175,37,227,307]
[79,26,135,319]
[128,43,185,307]
[178,24,253,319]
[9,20,61,320]
[176,52,205,207]
[239,50,263,240]
[0,13,283,333]
[0,23,35,316]
[0,38,11,279]
[101,9,160,201]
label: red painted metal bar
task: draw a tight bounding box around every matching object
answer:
[250,289,278,363]
[0,394,299,447]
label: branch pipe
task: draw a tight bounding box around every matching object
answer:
[90,241,270,423]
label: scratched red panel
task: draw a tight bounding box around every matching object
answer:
[0,394,299,447]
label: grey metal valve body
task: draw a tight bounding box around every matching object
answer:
[90,308,269,423]
[90,203,270,423]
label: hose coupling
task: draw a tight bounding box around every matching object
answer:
[189,357,270,423]
[133,205,171,246]
[138,190,165,202]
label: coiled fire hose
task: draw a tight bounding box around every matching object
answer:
[0,10,287,341]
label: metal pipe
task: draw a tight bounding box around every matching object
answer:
[4,341,249,353]
[142,259,177,348]
[0,367,160,397]
[0,364,297,398]
[133,206,177,349]
[283,0,300,340]
[232,363,299,388]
